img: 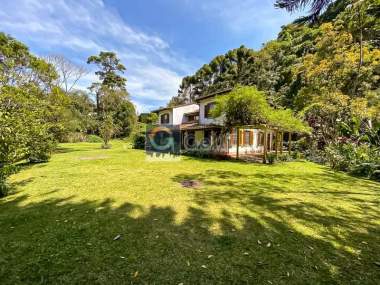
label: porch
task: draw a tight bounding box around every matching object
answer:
[226,126,294,163]
[180,124,295,163]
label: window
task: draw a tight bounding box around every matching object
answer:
[230,129,237,146]
[186,114,198,122]
[160,113,169,124]
[258,132,264,146]
[244,130,250,145]
[204,102,215,119]
[203,130,212,146]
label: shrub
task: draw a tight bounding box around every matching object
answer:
[0,165,17,197]
[99,114,117,149]
[279,153,291,162]
[27,134,56,163]
[350,163,378,178]
[324,142,380,180]
[87,134,103,143]
[266,153,276,164]
[0,87,57,196]
[295,137,308,150]
[62,132,87,143]
[305,149,326,164]
[370,170,380,182]
[292,151,303,160]
[182,149,230,160]
[132,132,146,149]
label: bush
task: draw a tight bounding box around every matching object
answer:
[183,149,230,160]
[266,153,276,164]
[370,170,380,182]
[27,135,56,163]
[293,137,309,152]
[0,87,57,196]
[87,134,103,143]
[292,151,303,160]
[0,170,9,197]
[61,132,87,143]
[278,153,291,162]
[0,165,17,197]
[132,132,146,149]
[99,114,117,148]
[350,163,379,178]
[325,142,380,180]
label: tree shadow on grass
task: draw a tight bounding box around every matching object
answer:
[172,168,380,284]
[1,180,379,285]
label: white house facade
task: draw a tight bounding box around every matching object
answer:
[153,89,286,160]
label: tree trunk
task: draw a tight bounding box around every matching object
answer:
[263,129,267,164]
[359,28,363,70]
[96,91,101,116]
[236,127,240,160]
[275,130,278,159]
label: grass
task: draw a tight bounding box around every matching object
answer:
[1,141,379,284]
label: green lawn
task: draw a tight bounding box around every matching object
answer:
[1,141,379,284]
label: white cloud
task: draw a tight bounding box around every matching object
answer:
[0,0,301,112]
[0,0,197,112]
[187,0,301,43]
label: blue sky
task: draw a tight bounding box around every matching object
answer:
[0,0,302,112]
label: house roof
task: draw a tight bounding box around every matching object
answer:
[180,123,222,131]
[151,102,198,113]
[151,107,171,113]
[195,88,233,102]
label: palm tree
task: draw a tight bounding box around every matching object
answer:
[275,0,335,19]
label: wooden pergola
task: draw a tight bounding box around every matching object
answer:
[232,124,295,163]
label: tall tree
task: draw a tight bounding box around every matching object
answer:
[87,51,136,143]
[340,0,379,69]
[87,51,127,114]
[0,32,57,91]
[46,55,88,94]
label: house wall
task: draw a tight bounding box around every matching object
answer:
[172,104,199,125]
[199,97,224,125]
[227,128,275,154]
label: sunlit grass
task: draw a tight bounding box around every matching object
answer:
[1,141,379,284]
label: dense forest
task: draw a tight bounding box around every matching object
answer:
[168,0,380,179]
[171,0,379,110]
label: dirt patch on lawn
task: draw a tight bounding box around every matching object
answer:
[180,180,202,189]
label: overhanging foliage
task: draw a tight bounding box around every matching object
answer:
[213,86,311,133]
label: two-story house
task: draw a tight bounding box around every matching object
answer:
[153,89,279,159]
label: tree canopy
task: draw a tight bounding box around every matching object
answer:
[275,0,335,20]
[213,86,311,133]
[0,35,137,195]
[87,51,127,91]
[170,0,379,147]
